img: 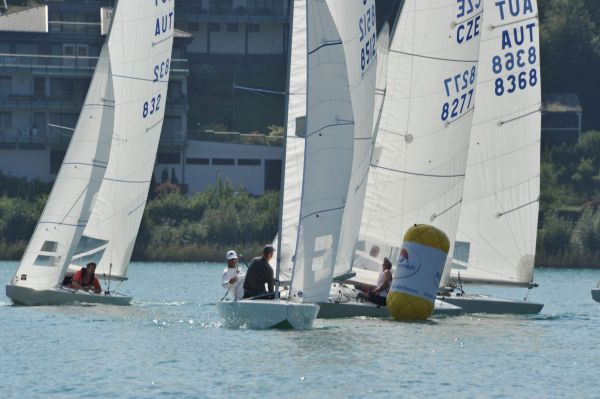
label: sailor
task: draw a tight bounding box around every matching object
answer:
[367,257,393,306]
[221,250,245,300]
[243,244,275,299]
[70,262,102,294]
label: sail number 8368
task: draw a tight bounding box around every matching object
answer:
[142,94,161,118]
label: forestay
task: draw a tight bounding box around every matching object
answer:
[290,0,376,303]
[72,0,175,280]
[357,0,482,287]
[9,45,114,290]
[452,0,541,286]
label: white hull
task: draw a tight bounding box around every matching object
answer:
[438,294,543,314]
[592,288,600,303]
[318,299,462,318]
[6,284,132,306]
[217,299,319,330]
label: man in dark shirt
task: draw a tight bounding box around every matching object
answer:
[243,244,275,299]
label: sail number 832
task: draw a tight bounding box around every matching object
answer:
[142,94,161,118]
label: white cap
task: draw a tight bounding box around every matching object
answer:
[226,250,238,261]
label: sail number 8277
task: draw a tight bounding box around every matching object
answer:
[142,94,161,118]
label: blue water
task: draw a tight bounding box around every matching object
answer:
[1,261,599,398]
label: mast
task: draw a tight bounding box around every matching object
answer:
[275,0,296,296]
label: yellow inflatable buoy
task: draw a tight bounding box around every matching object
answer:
[387,224,450,321]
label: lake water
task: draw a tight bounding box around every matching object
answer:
[1,261,599,398]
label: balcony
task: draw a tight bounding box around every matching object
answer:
[0,53,189,78]
[176,1,288,23]
[188,130,283,146]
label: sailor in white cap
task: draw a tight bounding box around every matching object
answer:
[221,250,245,300]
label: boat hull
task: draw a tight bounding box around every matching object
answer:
[592,288,600,303]
[6,284,132,306]
[438,295,543,314]
[317,299,462,318]
[217,299,319,330]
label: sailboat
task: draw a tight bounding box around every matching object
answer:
[319,0,483,318]
[440,0,544,314]
[217,0,378,330]
[593,283,600,303]
[5,0,175,305]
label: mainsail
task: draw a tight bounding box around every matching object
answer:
[451,0,541,286]
[290,0,377,303]
[72,0,175,280]
[357,0,482,288]
[8,45,114,290]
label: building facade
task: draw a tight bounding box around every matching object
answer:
[0,0,286,195]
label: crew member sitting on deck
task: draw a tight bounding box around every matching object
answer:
[367,257,392,306]
[70,262,102,294]
[243,244,275,300]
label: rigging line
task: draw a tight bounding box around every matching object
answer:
[112,74,168,83]
[490,14,538,30]
[299,205,345,222]
[389,49,478,64]
[498,108,541,126]
[371,164,465,178]
[152,34,174,47]
[496,198,539,218]
[233,84,286,96]
[308,40,342,55]
[306,121,354,139]
[430,199,462,222]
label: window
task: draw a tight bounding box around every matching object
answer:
[212,158,235,165]
[227,23,239,32]
[247,23,259,33]
[0,112,12,130]
[63,44,75,56]
[156,152,181,164]
[76,44,89,57]
[238,159,261,166]
[186,158,210,165]
[208,22,220,32]
[0,76,11,93]
[34,77,46,97]
[167,81,183,98]
[187,22,199,31]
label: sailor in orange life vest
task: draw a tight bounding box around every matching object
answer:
[70,262,102,294]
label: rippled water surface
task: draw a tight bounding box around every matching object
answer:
[1,261,599,398]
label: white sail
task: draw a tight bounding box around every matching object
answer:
[451,0,541,286]
[73,0,175,279]
[8,45,114,290]
[289,0,376,303]
[277,0,307,283]
[372,22,390,134]
[356,0,482,287]
[331,0,377,278]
